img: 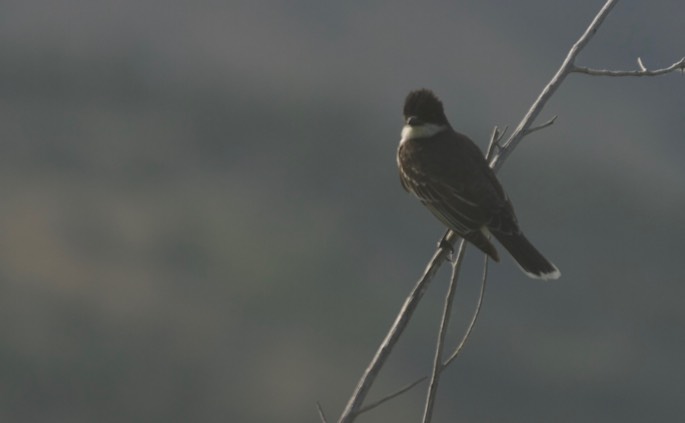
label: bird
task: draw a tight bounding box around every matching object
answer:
[397,89,560,280]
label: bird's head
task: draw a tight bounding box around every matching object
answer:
[401,89,450,142]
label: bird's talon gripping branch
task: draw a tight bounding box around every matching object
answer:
[438,236,455,260]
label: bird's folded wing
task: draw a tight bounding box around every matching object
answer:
[409,178,486,235]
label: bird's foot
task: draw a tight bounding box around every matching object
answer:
[437,231,454,261]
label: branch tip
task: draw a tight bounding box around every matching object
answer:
[524,115,558,137]
[637,57,647,71]
[317,402,328,423]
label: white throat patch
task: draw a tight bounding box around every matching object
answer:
[400,123,447,145]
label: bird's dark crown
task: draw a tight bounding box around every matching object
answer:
[403,89,449,125]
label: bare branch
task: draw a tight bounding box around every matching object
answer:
[317,402,329,423]
[489,0,619,172]
[422,240,467,423]
[571,57,685,76]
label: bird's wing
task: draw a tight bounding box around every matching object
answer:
[405,174,486,235]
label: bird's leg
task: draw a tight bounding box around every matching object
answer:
[438,229,454,261]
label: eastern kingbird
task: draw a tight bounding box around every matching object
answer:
[397,89,560,280]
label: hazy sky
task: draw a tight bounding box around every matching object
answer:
[0,1,683,422]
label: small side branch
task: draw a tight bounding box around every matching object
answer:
[638,57,647,71]
[571,57,685,76]
[523,115,557,137]
[357,376,428,414]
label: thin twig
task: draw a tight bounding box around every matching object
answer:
[357,376,429,414]
[421,240,467,423]
[523,115,558,137]
[317,402,329,423]
[444,252,489,366]
[571,57,685,76]
[486,126,505,160]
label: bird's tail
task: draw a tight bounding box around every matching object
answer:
[492,230,560,280]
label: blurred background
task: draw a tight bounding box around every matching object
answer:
[1,0,683,422]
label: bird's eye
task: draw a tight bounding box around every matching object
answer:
[406,116,423,126]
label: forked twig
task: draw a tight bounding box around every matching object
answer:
[337,231,459,423]
[356,253,490,417]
